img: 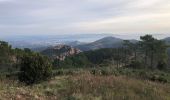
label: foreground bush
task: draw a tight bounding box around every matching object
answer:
[18,53,52,84]
[125,61,143,69]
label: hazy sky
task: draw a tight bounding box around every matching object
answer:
[0,0,170,36]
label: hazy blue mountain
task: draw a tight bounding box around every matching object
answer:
[75,37,124,51]
[75,36,139,51]
[5,34,113,49]
[64,41,86,47]
[163,37,170,44]
[5,33,166,50]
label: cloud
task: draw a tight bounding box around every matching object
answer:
[0,0,170,36]
[0,0,12,2]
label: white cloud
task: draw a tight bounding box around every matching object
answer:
[0,0,170,36]
[0,0,14,3]
[0,0,6,1]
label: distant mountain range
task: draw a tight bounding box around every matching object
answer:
[39,36,170,62]
[64,41,86,47]
[75,37,123,51]
[163,37,170,44]
[4,34,170,52]
[75,37,138,51]
[33,36,138,52]
[4,34,114,49]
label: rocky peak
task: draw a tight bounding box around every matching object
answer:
[41,45,81,61]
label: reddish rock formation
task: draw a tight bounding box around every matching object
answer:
[41,45,81,61]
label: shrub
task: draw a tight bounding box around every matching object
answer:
[91,69,97,75]
[157,61,167,70]
[150,75,168,83]
[18,53,52,84]
[126,61,143,69]
[53,70,64,76]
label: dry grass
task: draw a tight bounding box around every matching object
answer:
[62,74,170,100]
[0,73,170,100]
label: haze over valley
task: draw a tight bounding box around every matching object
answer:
[1,33,170,50]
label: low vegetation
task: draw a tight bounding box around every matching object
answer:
[0,69,170,100]
[18,53,52,84]
[0,34,170,99]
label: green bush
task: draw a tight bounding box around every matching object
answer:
[150,75,168,83]
[126,61,143,69]
[157,61,167,70]
[18,53,52,84]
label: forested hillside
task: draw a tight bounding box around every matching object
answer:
[53,35,169,70]
[0,35,170,99]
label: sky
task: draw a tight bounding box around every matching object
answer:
[0,0,170,37]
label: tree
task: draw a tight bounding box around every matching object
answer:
[140,35,153,67]
[24,48,32,53]
[140,35,168,69]
[0,41,12,64]
[155,40,168,69]
[123,40,138,66]
[140,35,156,68]
[18,53,52,84]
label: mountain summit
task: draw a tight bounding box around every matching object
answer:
[75,36,123,51]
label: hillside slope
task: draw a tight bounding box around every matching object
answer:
[75,36,138,51]
[41,45,81,60]
[75,37,123,51]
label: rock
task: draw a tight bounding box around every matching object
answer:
[41,45,81,61]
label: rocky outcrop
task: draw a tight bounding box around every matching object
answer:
[41,45,81,61]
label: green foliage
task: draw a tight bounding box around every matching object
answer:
[139,35,168,69]
[1,72,170,100]
[85,48,117,64]
[24,48,32,53]
[0,41,12,64]
[150,75,168,83]
[157,61,167,70]
[51,34,169,71]
[89,67,170,83]
[58,53,91,68]
[126,61,143,69]
[123,35,169,70]
[55,48,128,68]
[18,53,52,84]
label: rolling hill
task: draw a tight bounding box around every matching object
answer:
[75,36,138,51]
